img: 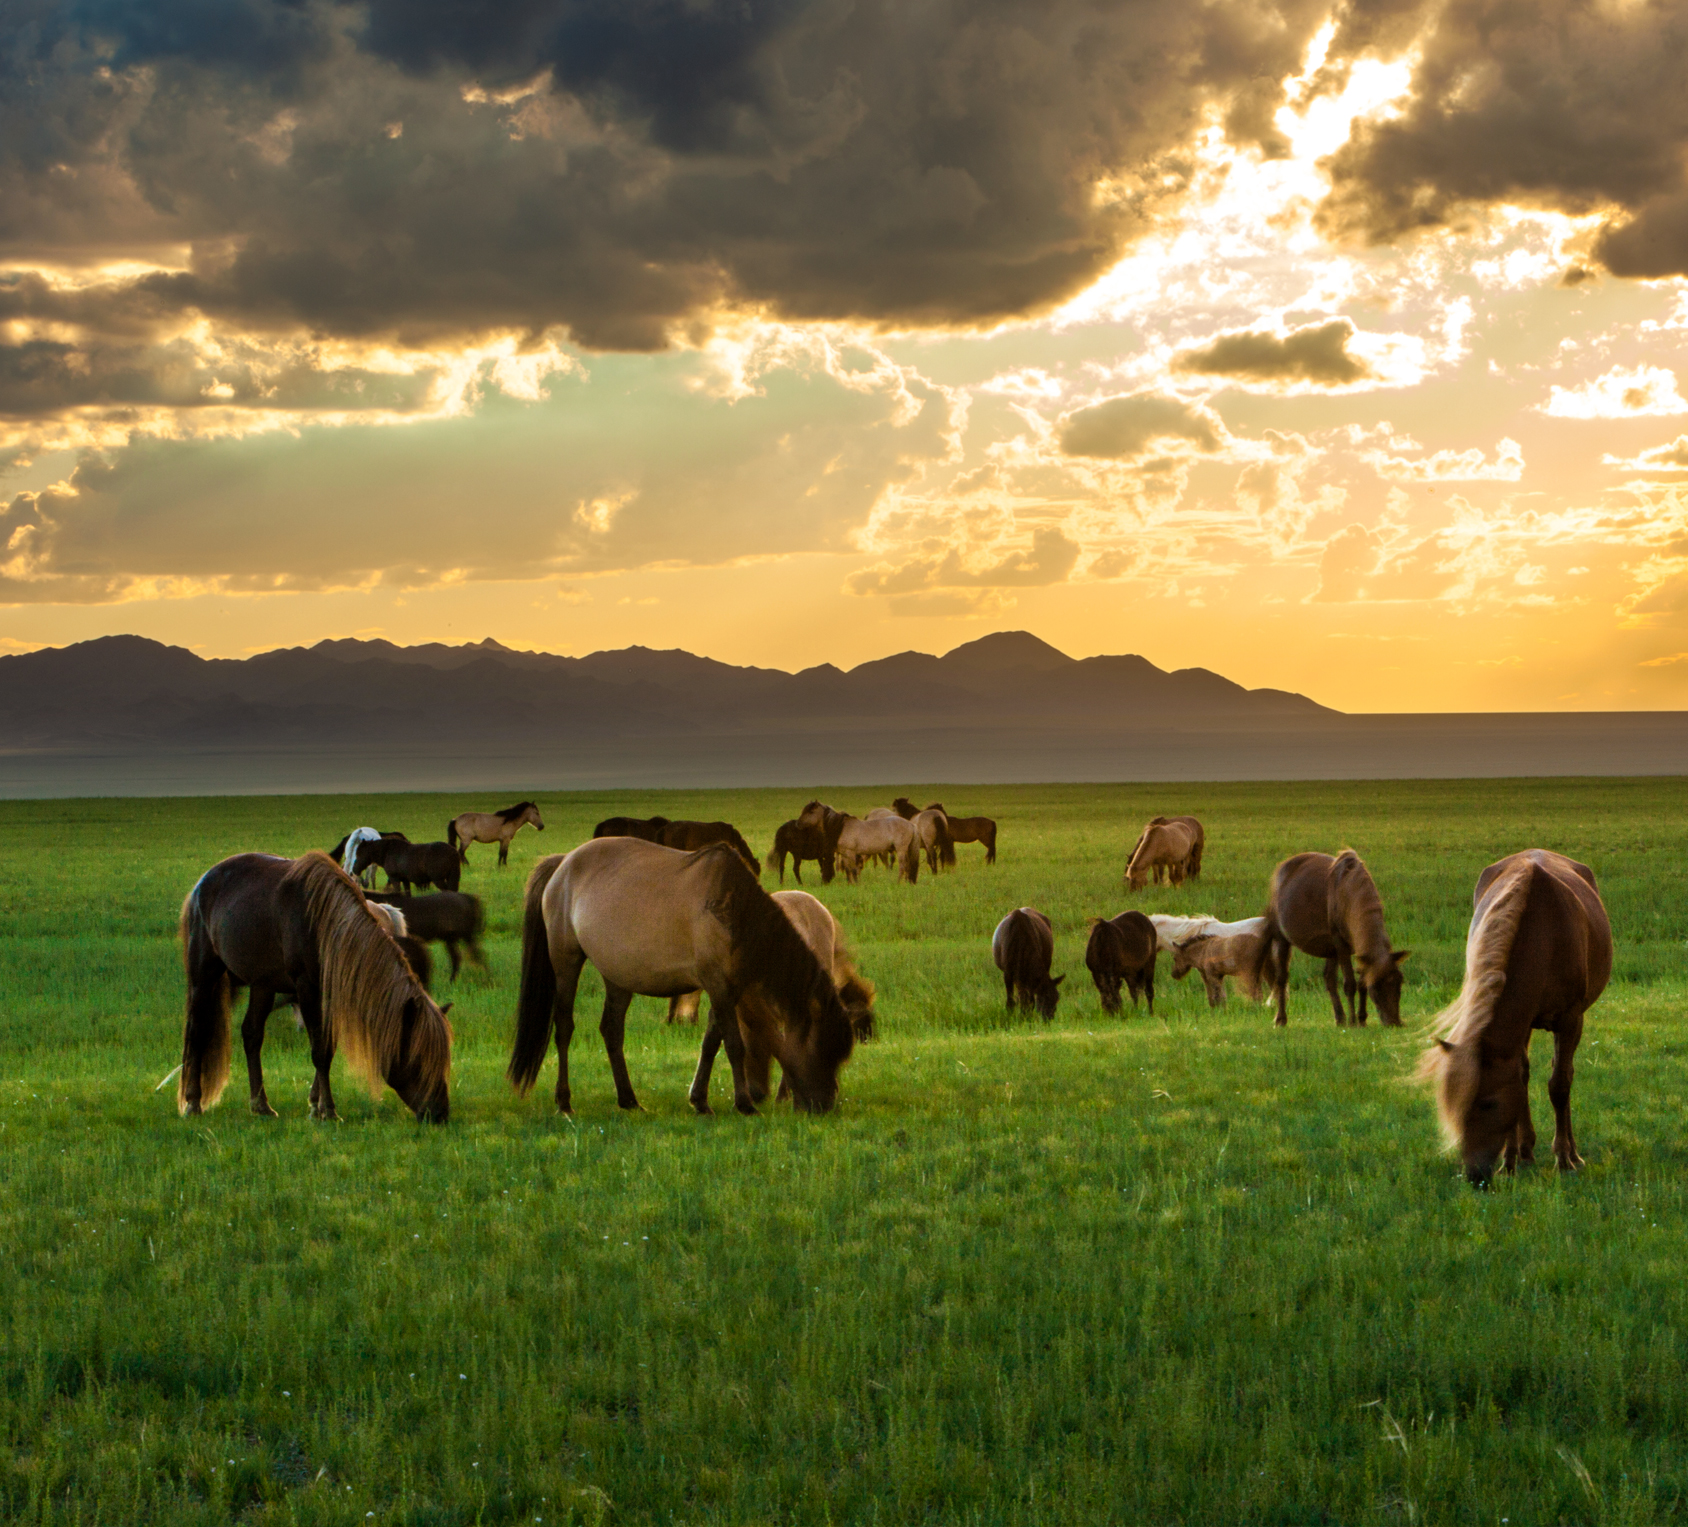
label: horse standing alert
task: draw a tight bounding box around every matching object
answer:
[448,802,545,867]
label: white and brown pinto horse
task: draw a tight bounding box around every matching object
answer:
[509,839,855,1116]
[1420,850,1611,1187]
[1125,816,1204,890]
[449,801,545,867]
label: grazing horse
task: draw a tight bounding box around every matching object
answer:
[329,827,408,888]
[1255,850,1409,1027]
[1084,911,1158,1015]
[766,819,827,884]
[509,839,855,1116]
[672,890,877,1105]
[178,851,452,1122]
[1170,922,1273,1008]
[593,815,670,842]
[353,837,462,895]
[1420,850,1611,1187]
[835,814,920,883]
[993,907,1063,1019]
[367,890,486,980]
[448,802,544,867]
[1125,816,1204,890]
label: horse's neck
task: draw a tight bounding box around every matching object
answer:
[1340,883,1390,960]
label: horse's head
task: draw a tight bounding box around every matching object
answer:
[527,805,546,831]
[778,978,854,1114]
[1035,973,1064,1021]
[386,995,452,1124]
[1359,948,1409,1024]
[1424,1036,1523,1186]
[1170,942,1199,981]
[352,838,387,877]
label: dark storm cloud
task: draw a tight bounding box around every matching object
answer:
[1318,0,1688,280]
[0,0,1333,380]
[1173,317,1373,388]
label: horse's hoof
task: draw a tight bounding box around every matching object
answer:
[554,1102,573,1116]
[180,1102,202,1118]
[617,1096,641,1111]
[311,1107,339,1123]
[690,1099,713,1116]
[251,1098,279,1118]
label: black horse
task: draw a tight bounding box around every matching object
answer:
[367,890,486,980]
[353,837,461,895]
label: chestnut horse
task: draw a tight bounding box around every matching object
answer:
[179,851,452,1122]
[1125,816,1204,890]
[993,907,1062,1019]
[509,839,854,1115]
[1085,911,1157,1015]
[448,801,544,867]
[1255,850,1408,1026]
[909,802,998,865]
[1419,849,1611,1186]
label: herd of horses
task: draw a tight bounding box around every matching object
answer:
[179,793,1608,1186]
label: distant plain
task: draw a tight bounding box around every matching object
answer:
[1,779,1687,1524]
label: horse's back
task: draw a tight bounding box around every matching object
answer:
[1483,850,1612,1012]
[1267,851,1338,950]
[191,853,298,984]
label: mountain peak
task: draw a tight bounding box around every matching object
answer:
[939,630,1074,672]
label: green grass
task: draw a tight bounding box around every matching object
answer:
[2,779,1688,1524]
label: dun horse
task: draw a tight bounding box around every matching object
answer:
[179,851,452,1122]
[1085,911,1157,1015]
[1255,850,1408,1026]
[448,802,544,867]
[1170,921,1272,1007]
[1419,850,1611,1186]
[509,839,854,1116]
[835,813,920,883]
[901,800,998,865]
[892,799,957,869]
[992,907,1062,1019]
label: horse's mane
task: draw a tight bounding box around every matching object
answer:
[892,797,918,820]
[284,851,450,1100]
[697,844,853,1068]
[497,801,538,821]
[1330,849,1390,959]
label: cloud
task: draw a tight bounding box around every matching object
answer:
[1541,366,1688,420]
[1604,435,1688,472]
[846,526,1082,599]
[1057,392,1225,460]
[1317,0,1688,282]
[1364,437,1525,482]
[1309,522,1380,602]
[1173,318,1374,390]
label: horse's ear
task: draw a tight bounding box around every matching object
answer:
[1436,1038,1453,1053]
[1052,974,1066,986]
[439,1001,453,1016]
[1394,949,1412,964]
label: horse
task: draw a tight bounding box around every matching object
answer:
[1254,850,1408,1027]
[329,827,408,888]
[796,801,852,883]
[592,815,670,842]
[448,802,545,867]
[669,889,877,1079]
[352,836,462,895]
[1169,922,1272,1008]
[766,819,827,883]
[909,808,955,873]
[1125,816,1204,890]
[1419,850,1611,1187]
[178,851,452,1122]
[365,902,438,994]
[509,839,855,1116]
[657,820,760,877]
[992,907,1062,1019]
[906,801,997,865]
[367,890,486,980]
[1084,911,1157,1015]
[835,814,920,883]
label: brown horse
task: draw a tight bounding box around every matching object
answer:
[179,851,452,1122]
[593,815,670,842]
[1125,816,1204,890]
[911,801,997,865]
[448,802,544,867]
[1419,850,1611,1186]
[658,820,760,877]
[766,819,826,883]
[509,839,854,1116]
[1256,850,1408,1026]
[367,890,486,980]
[892,799,959,868]
[796,800,852,883]
[993,907,1062,1019]
[1084,911,1157,1015]
[1169,920,1271,1007]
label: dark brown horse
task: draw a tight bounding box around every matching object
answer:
[911,801,997,865]
[352,837,462,895]
[329,828,408,887]
[1420,850,1611,1186]
[766,818,827,883]
[992,907,1062,1019]
[510,839,854,1116]
[367,890,486,980]
[593,816,758,876]
[797,800,851,883]
[1255,850,1408,1027]
[593,815,670,842]
[179,851,452,1122]
[1084,911,1158,1015]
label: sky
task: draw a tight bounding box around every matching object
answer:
[6,0,1688,711]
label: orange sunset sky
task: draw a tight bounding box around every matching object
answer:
[6,0,1688,711]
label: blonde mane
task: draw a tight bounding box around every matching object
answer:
[284,852,450,1099]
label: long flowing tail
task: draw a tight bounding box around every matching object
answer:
[448,819,466,862]
[1248,906,1283,998]
[178,882,232,1114]
[508,854,566,1095]
[935,815,956,868]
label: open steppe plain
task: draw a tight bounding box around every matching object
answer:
[1,779,1687,1525]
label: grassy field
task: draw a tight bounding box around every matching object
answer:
[1,778,1687,1525]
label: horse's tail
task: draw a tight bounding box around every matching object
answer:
[1187,825,1204,879]
[509,854,566,1095]
[765,829,788,883]
[178,879,232,1114]
[448,819,465,861]
[1250,888,1286,997]
[982,818,997,865]
[935,814,956,868]
[287,851,450,1101]
[902,831,920,884]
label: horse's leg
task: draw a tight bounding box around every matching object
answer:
[551,950,584,1114]
[241,987,280,1117]
[1322,956,1346,1026]
[598,984,640,1110]
[1143,960,1155,1017]
[1004,967,1017,1011]
[445,939,463,981]
[1515,1047,1537,1165]
[1342,951,1363,1025]
[1204,970,1224,1008]
[1549,1018,1584,1171]
[710,992,758,1115]
[688,1011,725,1115]
[1271,939,1291,1026]
[297,983,339,1122]
[498,832,510,868]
